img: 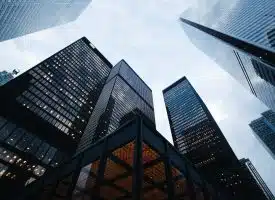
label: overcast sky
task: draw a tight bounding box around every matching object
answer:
[0,0,274,193]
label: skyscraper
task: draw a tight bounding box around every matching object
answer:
[163,77,267,199]
[249,110,275,159]
[0,69,19,86]
[180,0,275,111]
[240,158,275,200]
[77,59,155,152]
[0,37,112,198]
[0,0,92,42]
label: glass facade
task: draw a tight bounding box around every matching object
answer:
[0,37,112,197]
[77,60,155,153]
[0,70,18,86]
[17,117,221,200]
[15,38,110,140]
[163,77,267,200]
[0,0,92,42]
[240,158,275,200]
[181,0,275,111]
[183,0,275,53]
[249,110,275,159]
[106,60,154,107]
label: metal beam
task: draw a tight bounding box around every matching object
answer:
[132,118,143,200]
[93,138,108,199]
[164,141,175,200]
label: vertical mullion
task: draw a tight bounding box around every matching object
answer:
[93,137,108,199]
[66,155,83,200]
[132,118,143,200]
[201,182,210,200]
[164,141,175,200]
[185,164,197,200]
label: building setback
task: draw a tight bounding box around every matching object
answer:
[77,59,155,152]
[250,110,275,159]
[240,158,275,200]
[180,0,275,112]
[0,0,92,42]
[0,37,112,198]
[163,77,267,200]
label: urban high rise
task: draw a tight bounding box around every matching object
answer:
[180,0,275,111]
[240,158,275,200]
[249,110,275,159]
[0,0,92,42]
[163,77,267,199]
[77,59,155,152]
[0,37,112,198]
[0,69,19,86]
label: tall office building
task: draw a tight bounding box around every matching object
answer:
[240,158,275,200]
[77,59,155,152]
[180,0,275,111]
[0,37,112,198]
[163,77,267,200]
[249,110,275,159]
[0,69,19,86]
[0,0,92,42]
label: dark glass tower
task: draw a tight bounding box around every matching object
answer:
[77,59,155,152]
[249,110,275,159]
[180,0,275,111]
[0,37,112,197]
[0,0,92,42]
[240,158,275,200]
[163,77,267,200]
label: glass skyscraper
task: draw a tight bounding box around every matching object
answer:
[0,37,112,198]
[0,69,19,86]
[163,77,267,200]
[0,0,92,42]
[180,0,275,111]
[77,59,155,152]
[249,110,275,160]
[240,158,275,200]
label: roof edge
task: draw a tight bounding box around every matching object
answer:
[163,76,187,93]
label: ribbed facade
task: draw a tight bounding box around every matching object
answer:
[183,0,275,52]
[250,110,275,159]
[0,0,92,42]
[106,60,154,107]
[163,77,267,200]
[181,0,275,111]
[77,60,155,153]
[0,37,112,195]
[240,158,275,200]
[163,77,237,165]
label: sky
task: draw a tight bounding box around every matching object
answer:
[0,0,274,193]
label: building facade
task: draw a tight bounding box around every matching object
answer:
[0,37,112,198]
[180,0,275,111]
[240,158,275,200]
[249,110,275,159]
[0,0,92,42]
[0,69,19,86]
[16,117,222,200]
[77,59,155,152]
[163,77,267,200]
